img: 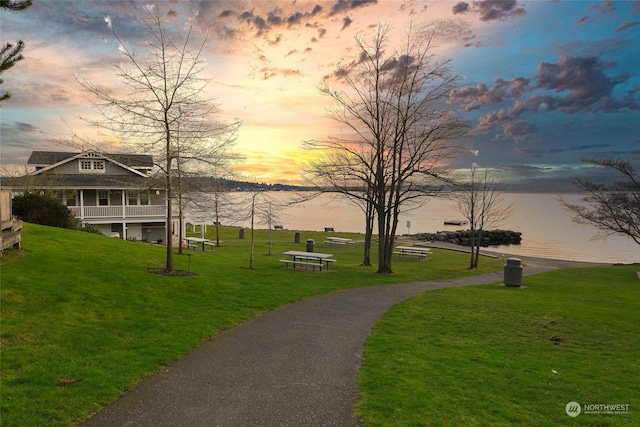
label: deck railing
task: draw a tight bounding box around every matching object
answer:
[68,205,167,219]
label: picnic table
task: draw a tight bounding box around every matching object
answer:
[324,237,355,247]
[280,251,336,271]
[394,246,432,260]
[185,237,215,251]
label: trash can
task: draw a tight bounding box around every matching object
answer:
[239,228,245,239]
[294,232,301,243]
[504,257,523,287]
[306,239,315,252]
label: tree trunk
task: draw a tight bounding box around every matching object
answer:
[165,167,174,272]
[469,227,476,269]
[362,200,374,266]
[473,229,483,268]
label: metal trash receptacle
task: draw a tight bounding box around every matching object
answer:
[504,257,523,287]
[306,239,315,252]
[295,232,301,243]
[238,228,245,239]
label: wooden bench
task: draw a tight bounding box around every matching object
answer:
[274,225,284,231]
[324,227,335,233]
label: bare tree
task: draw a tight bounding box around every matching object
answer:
[77,6,240,272]
[559,157,640,246]
[189,176,241,247]
[241,191,283,269]
[307,24,468,273]
[450,164,513,269]
[306,148,377,266]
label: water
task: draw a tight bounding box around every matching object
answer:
[200,192,640,264]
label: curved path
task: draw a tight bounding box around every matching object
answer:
[81,263,557,427]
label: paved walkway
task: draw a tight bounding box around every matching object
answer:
[81,263,557,427]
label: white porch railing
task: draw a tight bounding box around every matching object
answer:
[68,205,167,219]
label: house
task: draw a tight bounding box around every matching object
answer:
[14,150,178,243]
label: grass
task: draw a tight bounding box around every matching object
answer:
[0,223,503,426]
[357,265,640,426]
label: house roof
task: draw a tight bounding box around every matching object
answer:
[28,151,153,168]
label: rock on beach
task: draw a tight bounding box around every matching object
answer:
[411,229,522,246]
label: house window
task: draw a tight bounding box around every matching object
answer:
[128,191,150,206]
[98,190,109,206]
[79,159,105,172]
[128,192,139,206]
[66,192,77,207]
[55,191,77,207]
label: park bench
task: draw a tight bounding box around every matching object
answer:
[324,227,335,233]
[274,225,284,231]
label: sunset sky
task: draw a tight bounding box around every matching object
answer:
[1,0,639,186]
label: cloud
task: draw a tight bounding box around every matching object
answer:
[452,2,470,15]
[452,0,526,21]
[203,2,327,39]
[452,55,640,142]
[449,77,532,111]
[328,0,378,17]
[497,121,538,143]
[576,14,589,25]
[534,55,631,113]
[475,0,526,21]
[615,20,640,32]
[342,16,353,29]
[260,67,303,80]
[587,0,616,15]
[14,122,39,133]
[431,18,475,47]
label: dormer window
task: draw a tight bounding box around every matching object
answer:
[79,160,105,172]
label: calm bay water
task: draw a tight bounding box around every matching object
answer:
[252,192,639,264]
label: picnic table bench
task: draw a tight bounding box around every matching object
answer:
[394,246,432,260]
[185,237,215,251]
[324,237,355,247]
[280,251,336,271]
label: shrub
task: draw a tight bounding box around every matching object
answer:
[12,192,78,229]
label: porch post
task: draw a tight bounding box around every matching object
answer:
[121,190,126,219]
[79,190,85,220]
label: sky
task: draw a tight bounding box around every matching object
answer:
[1,0,639,187]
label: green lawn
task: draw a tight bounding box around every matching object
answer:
[1,223,503,426]
[357,264,640,426]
